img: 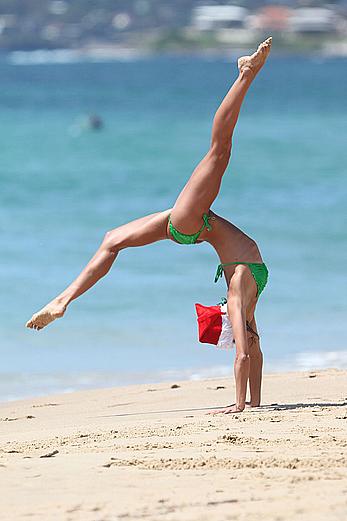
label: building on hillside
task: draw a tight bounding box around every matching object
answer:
[247,6,292,32]
[192,5,249,30]
[288,8,339,34]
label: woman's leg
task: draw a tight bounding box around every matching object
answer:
[170,38,272,234]
[26,209,171,330]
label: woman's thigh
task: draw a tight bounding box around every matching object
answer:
[170,147,230,234]
[105,209,171,250]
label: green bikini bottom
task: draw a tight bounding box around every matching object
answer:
[215,262,269,297]
[168,213,212,245]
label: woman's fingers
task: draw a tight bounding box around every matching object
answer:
[207,404,235,415]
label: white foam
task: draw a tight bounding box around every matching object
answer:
[295,350,347,371]
[8,47,146,65]
[9,49,82,65]
[1,351,347,402]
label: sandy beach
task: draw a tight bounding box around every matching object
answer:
[1,369,346,520]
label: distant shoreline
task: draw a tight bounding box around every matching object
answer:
[1,45,347,66]
[2,33,347,58]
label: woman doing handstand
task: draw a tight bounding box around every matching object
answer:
[26,37,272,414]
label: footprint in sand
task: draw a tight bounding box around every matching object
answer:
[1,415,35,422]
[40,449,59,458]
[32,403,59,408]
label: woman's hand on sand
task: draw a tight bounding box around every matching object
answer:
[208,404,244,415]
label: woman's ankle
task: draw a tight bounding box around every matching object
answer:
[54,296,70,309]
[239,63,254,77]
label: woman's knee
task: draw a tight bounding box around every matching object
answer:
[101,229,122,253]
[210,141,232,168]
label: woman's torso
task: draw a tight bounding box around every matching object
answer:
[200,211,263,265]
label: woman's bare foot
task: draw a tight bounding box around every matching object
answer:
[238,37,272,77]
[26,300,66,331]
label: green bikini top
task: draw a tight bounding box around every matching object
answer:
[168,213,212,245]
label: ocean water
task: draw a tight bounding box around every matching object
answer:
[1,53,346,402]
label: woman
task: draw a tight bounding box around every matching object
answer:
[26,37,272,414]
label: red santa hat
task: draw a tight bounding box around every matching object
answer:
[195,301,234,350]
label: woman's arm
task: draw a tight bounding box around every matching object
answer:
[209,266,256,415]
[228,293,250,411]
[247,317,263,407]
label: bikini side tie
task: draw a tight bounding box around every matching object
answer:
[203,213,212,232]
[214,264,224,283]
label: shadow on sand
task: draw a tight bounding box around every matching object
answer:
[257,401,347,411]
[94,401,347,418]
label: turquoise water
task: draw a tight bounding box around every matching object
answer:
[1,53,347,401]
